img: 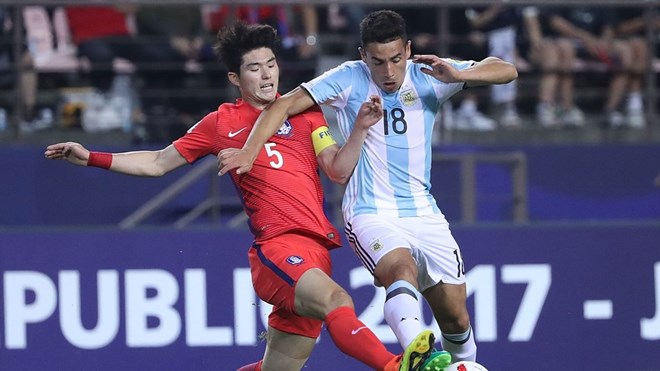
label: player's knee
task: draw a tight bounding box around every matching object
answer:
[377,267,417,288]
[327,288,354,310]
[374,254,418,287]
[439,311,471,333]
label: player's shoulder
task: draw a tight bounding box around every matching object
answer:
[216,101,239,115]
[301,104,323,115]
[215,101,246,123]
[325,59,367,77]
[340,59,365,68]
[294,104,325,125]
[189,102,239,132]
[184,108,219,135]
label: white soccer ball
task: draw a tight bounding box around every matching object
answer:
[444,361,488,371]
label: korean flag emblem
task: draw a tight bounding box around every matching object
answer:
[277,120,293,137]
[286,255,304,265]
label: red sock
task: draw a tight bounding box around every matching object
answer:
[236,360,262,371]
[325,306,395,369]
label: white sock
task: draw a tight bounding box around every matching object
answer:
[384,280,423,349]
[441,325,477,362]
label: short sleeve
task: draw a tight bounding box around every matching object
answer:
[172,111,218,163]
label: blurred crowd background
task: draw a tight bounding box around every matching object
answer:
[0,2,657,145]
[0,1,658,228]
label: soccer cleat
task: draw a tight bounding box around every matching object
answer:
[420,350,452,371]
[398,330,436,371]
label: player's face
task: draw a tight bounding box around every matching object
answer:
[360,38,411,93]
[229,47,279,110]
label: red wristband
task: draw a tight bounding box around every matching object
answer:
[87,151,113,169]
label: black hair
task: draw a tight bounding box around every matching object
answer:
[359,10,407,46]
[214,22,278,74]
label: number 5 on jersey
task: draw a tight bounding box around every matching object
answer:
[264,143,283,168]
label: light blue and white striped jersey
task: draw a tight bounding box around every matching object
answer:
[302,58,473,219]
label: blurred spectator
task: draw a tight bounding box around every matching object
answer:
[615,7,659,123]
[549,7,648,129]
[135,4,213,135]
[66,4,196,135]
[445,7,497,131]
[0,6,54,133]
[616,7,660,42]
[465,5,523,128]
[205,5,319,92]
[136,5,207,65]
[326,4,365,35]
[65,6,135,94]
[522,6,585,128]
[324,3,365,57]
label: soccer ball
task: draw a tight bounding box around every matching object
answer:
[444,361,488,371]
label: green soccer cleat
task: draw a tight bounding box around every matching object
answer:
[398,330,436,371]
[420,350,452,371]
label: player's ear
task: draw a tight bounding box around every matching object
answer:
[227,72,240,87]
[358,46,366,62]
[405,40,412,59]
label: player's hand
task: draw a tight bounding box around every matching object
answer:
[217,148,255,176]
[412,54,463,83]
[44,142,89,166]
[355,95,383,131]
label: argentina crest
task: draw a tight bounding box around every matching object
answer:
[400,88,418,107]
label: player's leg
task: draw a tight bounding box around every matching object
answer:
[236,361,262,371]
[261,327,316,371]
[423,282,476,362]
[247,237,322,370]
[375,249,427,347]
[235,327,315,371]
[250,234,422,370]
[346,215,429,350]
[411,214,476,363]
[295,267,400,370]
[295,254,437,370]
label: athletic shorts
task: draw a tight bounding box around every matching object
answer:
[248,233,332,338]
[344,213,466,292]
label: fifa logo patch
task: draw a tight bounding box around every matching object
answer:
[369,239,383,252]
[276,120,293,137]
[286,255,304,265]
[400,89,417,106]
[318,129,331,139]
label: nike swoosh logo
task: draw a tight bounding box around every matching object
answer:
[351,326,368,335]
[228,128,246,138]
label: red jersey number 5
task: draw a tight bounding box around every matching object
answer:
[264,143,283,169]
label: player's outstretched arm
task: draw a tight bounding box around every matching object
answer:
[218,87,315,176]
[45,142,188,177]
[413,54,517,88]
[317,96,382,184]
[463,56,518,87]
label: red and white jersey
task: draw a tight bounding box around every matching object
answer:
[173,99,341,248]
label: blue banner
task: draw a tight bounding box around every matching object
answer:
[1,224,659,370]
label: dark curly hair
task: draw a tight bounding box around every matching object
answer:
[214,22,278,74]
[360,10,407,46]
